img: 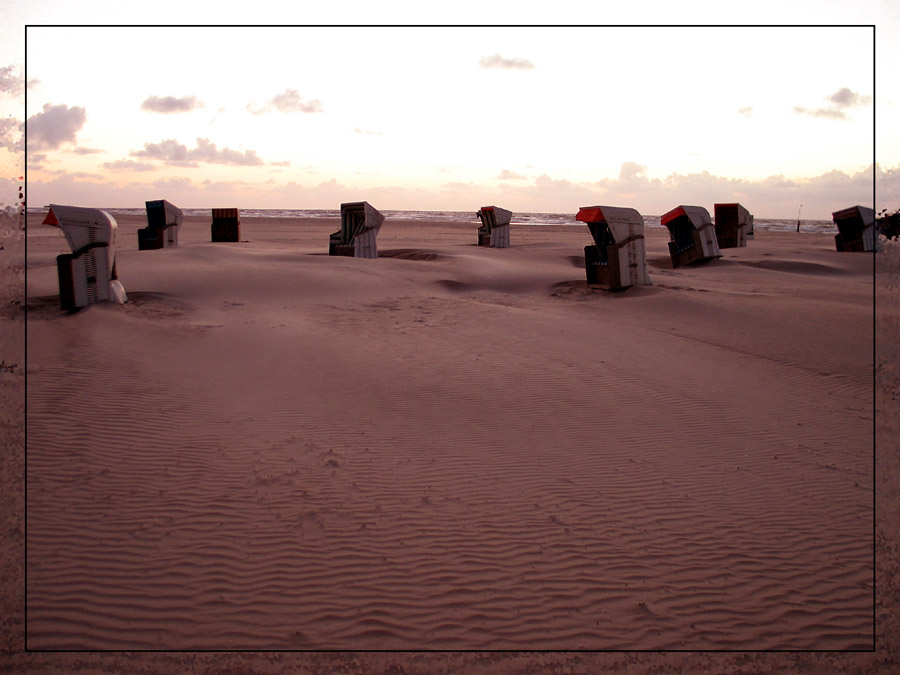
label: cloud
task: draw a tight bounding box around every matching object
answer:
[27,77,40,90]
[26,103,87,150]
[131,138,196,166]
[247,89,323,114]
[130,137,264,167]
[498,169,526,180]
[189,137,264,166]
[794,87,871,120]
[103,159,156,172]
[0,65,23,97]
[737,106,753,117]
[618,162,647,181]
[354,128,383,136]
[269,160,291,167]
[71,147,104,155]
[827,87,871,108]
[479,53,535,70]
[0,118,24,153]
[793,105,846,120]
[140,95,202,113]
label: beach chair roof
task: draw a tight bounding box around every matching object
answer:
[43,204,118,258]
[576,205,644,243]
[831,205,874,227]
[714,203,751,220]
[479,206,513,224]
[661,205,711,229]
[146,199,184,226]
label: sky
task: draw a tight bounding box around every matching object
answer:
[3,1,899,220]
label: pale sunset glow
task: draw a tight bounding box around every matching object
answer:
[4,2,899,219]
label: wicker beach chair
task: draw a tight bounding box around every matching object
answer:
[475,206,512,247]
[832,205,876,252]
[328,201,385,258]
[211,208,240,242]
[43,204,127,310]
[139,199,183,250]
[713,203,753,249]
[575,205,651,291]
[661,205,722,268]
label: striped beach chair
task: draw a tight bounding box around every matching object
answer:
[211,208,240,242]
[661,205,722,268]
[476,206,512,247]
[576,205,651,291]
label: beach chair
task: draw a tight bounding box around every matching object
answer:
[139,199,183,250]
[713,203,753,248]
[211,208,240,242]
[832,205,876,252]
[661,205,722,268]
[43,204,127,310]
[575,205,651,291]
[328,201,385,258]
[476,206,512,247]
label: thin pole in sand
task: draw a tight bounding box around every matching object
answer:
[796,204,803,233]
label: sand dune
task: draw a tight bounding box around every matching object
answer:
[24,213,873,650]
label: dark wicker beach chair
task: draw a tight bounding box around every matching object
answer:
[714,203,753,249]
[139,199,183,250]
[211,208,240,242]
[832,205,876,252]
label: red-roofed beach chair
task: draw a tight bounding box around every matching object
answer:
[575,205,651,291]
[661,205,722,267]
[43,204,127,310]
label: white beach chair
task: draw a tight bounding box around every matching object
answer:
[329,202,385,258]
[43,204,127,310]
[576,205,651,290]
[661,205,722,268]
[476,206,512,248]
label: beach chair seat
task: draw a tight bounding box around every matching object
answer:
[576,205,651,291]
[328,202,385,258]
[43,204,127,310]
[832,205,876,252]
[211,208,240,242]
[139,199,183,250]
[661,205,721,268]
[713,203,752,249]
[476,206,512,247]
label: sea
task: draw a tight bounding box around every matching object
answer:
[27,207,836,235]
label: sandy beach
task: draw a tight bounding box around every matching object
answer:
[9,209,892,666]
